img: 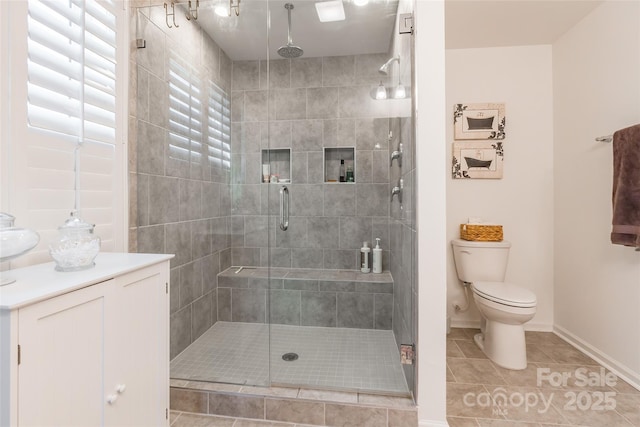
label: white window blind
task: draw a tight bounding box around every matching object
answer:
[168,55,231,174]
[207,82,231,170]
[27,0,116,144]
[2,0,126,267]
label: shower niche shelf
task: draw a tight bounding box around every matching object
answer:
[261,148,291,183]
[324,147,355,183]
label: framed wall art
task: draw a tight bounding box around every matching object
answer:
[454,103,505,140]
[452,141,504,179]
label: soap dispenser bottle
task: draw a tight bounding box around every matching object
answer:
[372,238,382,273]
[360,241,371,273]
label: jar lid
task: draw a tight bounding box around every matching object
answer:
[0,212,15,228]
[59,211,94,231]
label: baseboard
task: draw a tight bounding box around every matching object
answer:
[449,318,553,332]
[554,324,640,392]
[449,319,480,330]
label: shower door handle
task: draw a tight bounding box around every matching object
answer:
[279,185,289,231]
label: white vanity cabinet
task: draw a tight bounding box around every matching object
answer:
[0,253,173,427]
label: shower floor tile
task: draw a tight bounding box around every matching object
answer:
[170,321,409,395]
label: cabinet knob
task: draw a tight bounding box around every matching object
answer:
[116,384,126,394]
[106,394,118,404]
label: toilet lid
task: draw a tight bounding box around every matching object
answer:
[472,281,537,308]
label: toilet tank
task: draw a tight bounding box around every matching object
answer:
[451,239,511,283]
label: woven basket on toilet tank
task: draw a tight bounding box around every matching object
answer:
[459,224,503,242]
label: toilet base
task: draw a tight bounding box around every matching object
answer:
[474,321,528,370]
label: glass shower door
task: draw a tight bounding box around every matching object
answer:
[132,0,274,387]
[264,0,417,396]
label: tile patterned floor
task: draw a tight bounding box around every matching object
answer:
[447,328,640,427]
[171,321,409,395]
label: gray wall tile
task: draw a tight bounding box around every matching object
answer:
[232,60,260,90]
[292,120,323,151]
[192,293,212,340]
[231,247,261,266]
[291,57,322,88]
[166,221,192,267]
[217,287,231,321]
[356,53,391,85]
[180,180,202,221]
[374,293,393,330]
[301,291,336,327]
[340,217,372,249]
[180,260,203,307]
[324,249,357,270]
[322,55,355,87]
[170,306,192,359]
[209,393,264,419]
[231,91,244,122]
[274,88,306,120]
[148,175,180,224]
[356,184,389,217]
[244,90,268,122]
[307,152,324,183]
[202,182,221,218]
[266,58,291,88]
[137,224,165,254]
[270,290,301,325]
[244,215,269,247]
[307,217,339,248]
[289,184,323,216]
[325,403,386,427]
[266,398,325,425]
[324,185,355,216]
[291,248,324,268]
[307,87,339,119]
[337,293,374,329]
[231,288,266,323]
[192,219,212,259]
[137,121,165,175]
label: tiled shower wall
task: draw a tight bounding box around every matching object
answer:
[229,55,395,270]
[128,5,232,359]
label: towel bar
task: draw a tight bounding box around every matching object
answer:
[595,135,613,142]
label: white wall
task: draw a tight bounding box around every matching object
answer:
[553,1,640,388]
[445,45,555,331]
[415,0,447,425]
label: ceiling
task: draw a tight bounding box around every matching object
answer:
[196,0,400,61]
[191,0,603,61]
[445,0,603,49]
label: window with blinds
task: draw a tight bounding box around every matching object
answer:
[27,0,117,144]
[1,0,125,266]
[168,56,231,175]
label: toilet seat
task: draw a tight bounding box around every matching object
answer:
[472,281,537,308]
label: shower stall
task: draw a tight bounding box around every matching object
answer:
[130,0,416,399]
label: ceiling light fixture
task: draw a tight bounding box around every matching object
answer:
[214,0,240,17]
[375,82,387,100]
[353,0,369,6]
[214,2,228,17]
[394,81,406,99]
[315,0,345,23]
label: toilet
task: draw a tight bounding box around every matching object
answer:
[451,239,537,370]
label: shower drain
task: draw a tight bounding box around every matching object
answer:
[282,352,299,361]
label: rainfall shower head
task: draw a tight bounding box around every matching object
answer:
[277,3,303,58]
[378,55,400,75]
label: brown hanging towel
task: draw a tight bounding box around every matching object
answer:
[611,123,640,248]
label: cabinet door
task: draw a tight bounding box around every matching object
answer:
[104,264,168,426]
[17,281,110,427]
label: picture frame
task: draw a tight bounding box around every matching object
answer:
[452,141,504,179]
[454,103,505,140]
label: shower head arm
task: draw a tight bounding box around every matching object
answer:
[286,3,294,46]
[378,55,401,75]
